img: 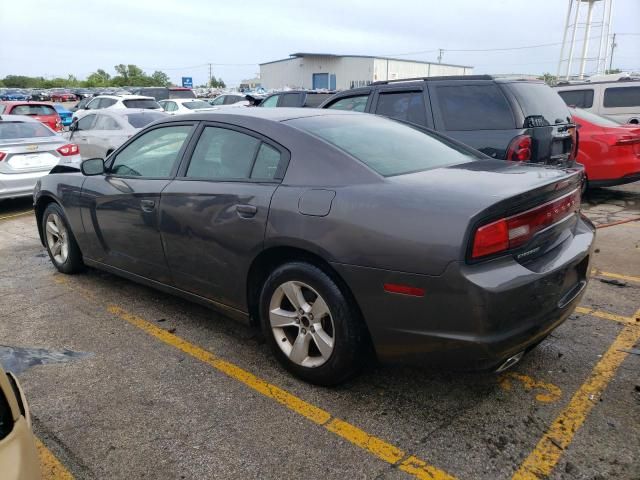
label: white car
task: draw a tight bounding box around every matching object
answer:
[158,99,217,115]
[207,94,250,109]
[72,95,162,121]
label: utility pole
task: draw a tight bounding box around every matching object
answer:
[437,48,444,64]
[208,63,212,87]
[608,33,617,72]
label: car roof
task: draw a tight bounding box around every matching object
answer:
[94,94,155,100]
[0,101,55,106]
[158,107,361,124]
[94,108,166,116]
[0,114,43,123]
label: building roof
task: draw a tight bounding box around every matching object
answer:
[260,52,472,69]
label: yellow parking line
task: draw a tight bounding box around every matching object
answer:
[591,269,640,284]
[35,437,74,480]
[0,210,32,221]
[512,308,640,480]
[574,306,639,326]
[106,303,456,479]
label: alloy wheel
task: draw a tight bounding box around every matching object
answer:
[269,281,335,368]
[45,213,69,265]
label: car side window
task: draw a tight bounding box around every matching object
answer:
[557,89,594,109]
[93,115,121,130]
[261,95,279,108]
[603,87,640,108]
[435,84,514,131]
[77,114,96,131]
[86,99,100,110]
[375,91,427,126]
[327,95,369,112]
[280,93,303,107]
[210,96,225,106]
[110,125,192,178]
[101,98,117,108]
[186,126,261,179]
[0,105,5,114]
[251,143,282,180]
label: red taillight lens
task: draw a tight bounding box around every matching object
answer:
[471,189,581,259]
[0,152,6,161]
[506,135,532,161]
[56,144,79,156]
[383,283,425,297]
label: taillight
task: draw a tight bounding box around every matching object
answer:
[57,144,79,156]
[471,189,581,259]
[0,152,6,161]
[506,135,532,161]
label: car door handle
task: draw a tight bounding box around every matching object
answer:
[140,199,156,212]
[236,204,257,218]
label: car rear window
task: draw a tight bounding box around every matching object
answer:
[557,89,595,108]
[169,89,196,99]
[435,84,515,130]
[603,86,640,108]
[10,104,57,116]
[183,100,211,110]
[0,122,55,139]
[280,93,304,107]
[125,112,166,128]
[123,99,161,109]
[571,108,621,127]
[287,114,479,177]
[506,82,572,126]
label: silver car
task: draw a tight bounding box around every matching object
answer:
[69,108,167,160]
[0,115,81,200]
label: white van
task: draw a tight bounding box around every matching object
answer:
[554,80,640,125]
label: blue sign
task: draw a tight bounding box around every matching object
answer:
[181,77,193,88]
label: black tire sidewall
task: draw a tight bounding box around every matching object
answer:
[259,262,365,386]
[42,203,83,274]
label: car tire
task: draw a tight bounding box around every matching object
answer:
[259,262,367,386]
[42,203,84,274]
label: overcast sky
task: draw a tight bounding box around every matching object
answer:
[1,0,638,86]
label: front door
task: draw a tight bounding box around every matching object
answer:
[80,123,196,282]
[160,123,287,311]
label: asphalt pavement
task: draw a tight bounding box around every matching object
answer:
[0,183,639,480]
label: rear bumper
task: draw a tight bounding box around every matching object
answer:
[589,171,640,188]
[0,171,49,200]
[332,217,595,369]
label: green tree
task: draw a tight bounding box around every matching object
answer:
[85,69,111,87]
[538,72,558,86]
[150,70,171,87]
[605,68,622,74]
[208,76,226,88]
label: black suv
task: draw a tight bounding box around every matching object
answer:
[260,90,336,108]
[320,75,578,167]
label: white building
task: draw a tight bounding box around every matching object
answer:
[259,53,474,91]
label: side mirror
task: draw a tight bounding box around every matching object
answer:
[81,158,105,176]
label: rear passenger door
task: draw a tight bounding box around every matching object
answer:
[159,123,289,311]
[371,86,432,128]
[427,81,518,158]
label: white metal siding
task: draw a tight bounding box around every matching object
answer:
[260,56,473,90]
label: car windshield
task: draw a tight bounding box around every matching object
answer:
[11,104,57,116]
[0,121,55,140]
[287,114,480,177]
[182,100,211,110]
[571,108,622,127]
[125,112,166,128]
[123,99,161,109]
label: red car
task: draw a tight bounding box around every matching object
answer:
[49,90,77,102]
[571,108,640,188]
[0,101,63,131]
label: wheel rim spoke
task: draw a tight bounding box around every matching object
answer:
[53,241,62,256]
[281,282,310,313]
[311,295,330,319]
[289,332,311,364]
[46,221,59,236]
[269,308,298,328]
[311,326,334,359]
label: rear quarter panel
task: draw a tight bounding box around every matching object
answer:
[36,172,86,246]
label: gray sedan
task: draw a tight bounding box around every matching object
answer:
[68,109,167,160]
[34,109,594,385]
[0,115,81,200]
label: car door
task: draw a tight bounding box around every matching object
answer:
[89,114,129,159]
[159,123,288,310]
[71,114,97,159]
[80,122,197,282]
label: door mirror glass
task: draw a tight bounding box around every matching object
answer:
[81,158,105,176]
